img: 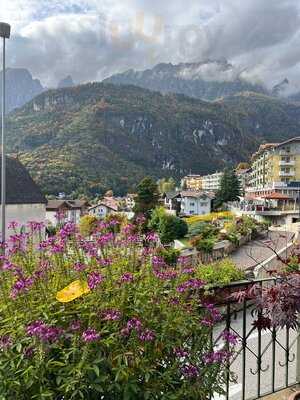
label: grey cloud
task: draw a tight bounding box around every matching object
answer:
[4,0,300,91]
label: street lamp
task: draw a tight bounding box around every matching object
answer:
[0,22,11,244]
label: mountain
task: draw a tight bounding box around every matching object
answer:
[58,75,75,88]
[1,68,44,113]
[5,83,300,197]
[103,60,267,101]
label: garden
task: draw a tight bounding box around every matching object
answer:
[0,216,297,399]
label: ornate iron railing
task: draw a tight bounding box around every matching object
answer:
[211,278,299,400]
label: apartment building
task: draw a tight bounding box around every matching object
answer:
[201,172,223,192]
[181,175,203,191]
[247,137,300,197]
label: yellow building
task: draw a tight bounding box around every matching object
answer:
[248,137,300,196]
[181,175,203,191]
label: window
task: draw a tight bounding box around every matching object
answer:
[189,211,194,215]
[190,202,195,207]
[200,202,207,207]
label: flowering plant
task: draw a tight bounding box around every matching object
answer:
[0,219,235,399]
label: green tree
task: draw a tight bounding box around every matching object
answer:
[215,169,241,208]
[157,177,176,194]
[134,177,159,218]
[149,208,188,244]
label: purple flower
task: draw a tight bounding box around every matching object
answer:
[87,272,104,290]
[139,328,156,342]
[203,350,231,364]
[221,330,239,345]
[73,262,86,272]
[181,364,199,379]
[145,232,158,242]
[97,257,112,267]
[97,232,114,247]
[0,335,12,350]
[153,269,178,280]
[82,328,101,342]
[176,278,205,293]
[120,272,134,283]
[102,309,122,321]
[126,317,142,331]
[59,222,76,239]
[8,221,19,230]
[10,276,34,299]
[27,221,45,233]
[181,267,195,274]
[173,347,189,358]
[26,320,63,343]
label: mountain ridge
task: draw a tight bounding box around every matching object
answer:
[6,81,300,197]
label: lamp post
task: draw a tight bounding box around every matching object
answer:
[0,22,11,245]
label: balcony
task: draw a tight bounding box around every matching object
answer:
[279,170,295,177]
[279,160,295,166]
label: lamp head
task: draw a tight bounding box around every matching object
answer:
[0,23,11,39]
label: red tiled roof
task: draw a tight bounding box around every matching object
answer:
[259,192,292,200]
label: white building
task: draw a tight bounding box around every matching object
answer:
[180,191,212,216]
[201,172,223,192]
[46,200,90,225]
[89,203,118,219]
[3,157,46,238]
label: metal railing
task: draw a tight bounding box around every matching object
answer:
[211,278,299,399]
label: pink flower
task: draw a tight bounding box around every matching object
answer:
[119,272,134,283]
[102,309,122,321]
[87,272,104,290]
[82,328,101,342]
[139,328,156,342]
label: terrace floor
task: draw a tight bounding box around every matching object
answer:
[261,386,298,399]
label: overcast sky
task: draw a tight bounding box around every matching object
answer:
[2,0,300,91]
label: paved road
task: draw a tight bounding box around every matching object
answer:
[229,231,295,271]
[213,308,298,400]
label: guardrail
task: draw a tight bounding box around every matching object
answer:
[209,278,299,400]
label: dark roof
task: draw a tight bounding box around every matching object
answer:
[3,157,46,204]
[46,200,71,211]
[163,191,181,200]
[46,199,91,211]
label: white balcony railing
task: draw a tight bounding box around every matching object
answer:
[279,160,295,166]
[279,170,295,177]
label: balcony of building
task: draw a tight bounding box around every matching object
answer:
[279,171,295,177]
[279,160,295,167]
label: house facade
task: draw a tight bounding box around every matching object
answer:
[46,200,90,225]
[2,157,46,238]
[89,203,118,219]
[180,191,212,216]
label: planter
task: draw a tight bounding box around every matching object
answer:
[289,391,300,400]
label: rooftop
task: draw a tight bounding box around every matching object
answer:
[3,156,46,205]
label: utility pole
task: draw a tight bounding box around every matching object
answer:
[0,22,11,245]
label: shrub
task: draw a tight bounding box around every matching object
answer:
[196,259,245,285]
[155,247,180,265]
[79,215,98,237]
[150,208,188,244]
[191,236,216,254]
[0,219,233,399]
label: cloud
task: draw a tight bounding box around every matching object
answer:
[2,0,300,91]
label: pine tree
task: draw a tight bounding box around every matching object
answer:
[134,177,159,218]
[215,169,241,208]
